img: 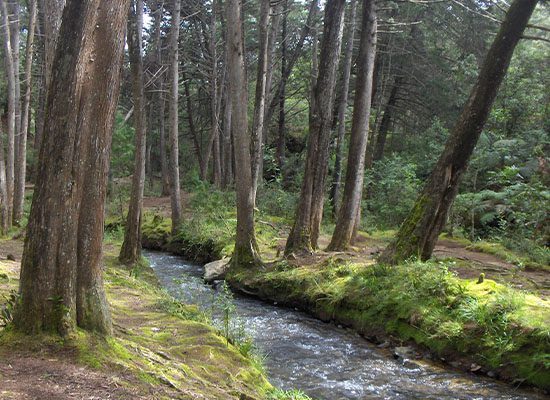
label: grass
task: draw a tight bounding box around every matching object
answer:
[227,257,550,390]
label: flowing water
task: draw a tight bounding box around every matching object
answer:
[146,251,546,400]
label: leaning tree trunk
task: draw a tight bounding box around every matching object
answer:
[13,0,37,225]
[168,0,183,233]
[328,0,376,251]
[227,0,261,268]
[285,0,346,255]
[329,0,357,218]
[120,0,147,265]
[15,0,129,336]
[379,0,538,265]
[372,76,401,163]
[0,0,15,227]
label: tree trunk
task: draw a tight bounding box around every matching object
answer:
[372,76,401,163]
[221,88,233,189]
[13,0,37,225]
[8,0,21,164]
[276,2,288,171]
[0,0,15,227]
[251,0,271,202]
[379,0,538,265]
[15,0,129,336]
[200,2,221,183]
[227,0,260,268]
[168,0,182,233]
[329,0,357,218]
[0,122,8,234]
[285,0,346,255]
[34,0,65,153]
[120,0,147,265]
[328,0,376,251]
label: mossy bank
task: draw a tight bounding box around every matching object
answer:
[0,240,306,400]
[227,258,550,391]
[139,211,550,392]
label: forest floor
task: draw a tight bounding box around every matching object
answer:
[142,194,550,299]
[0,239,272,400]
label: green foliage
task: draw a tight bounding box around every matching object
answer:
[110,112,135,178]
[364,156,422,228]
[0,290,19,327]
[267,388,312,400]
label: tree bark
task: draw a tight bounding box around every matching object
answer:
[0,121,8,234]
[120,0,147,265]
[227,0,260,267]
[13,0,37,225]
[34,0,65,153]
[372,76,401,163]
[15,0,129,336]
[251,0,271,201]
[285,0,346,255]
[379,0,538,265]
[168,0,182,233]
[0,0,15,227]
[328,0,376,251]
[276,2,288,171]
[329,0,357,218]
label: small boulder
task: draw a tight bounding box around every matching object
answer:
[393,346,415,360]
[204,258,230,283]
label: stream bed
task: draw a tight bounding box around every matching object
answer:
[146,251,545,400]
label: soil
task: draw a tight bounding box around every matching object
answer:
[0,239,167,400]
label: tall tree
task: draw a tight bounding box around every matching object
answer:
[13,0,38,225]
[15,0,129,335]
[227,0,261,267]
[379,0,539,264]
[251,0,271,200]
[0,0,16,227]
[329,0,358,217]
[168,0,183,233]
[328,0,377,251]
[285,0,346,255]
[120,0,147,265]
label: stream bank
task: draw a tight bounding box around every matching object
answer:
[147,250,548,400]
[140,214,550,393]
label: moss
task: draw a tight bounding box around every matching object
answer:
[0,241,274,399]
[227,258,550,390]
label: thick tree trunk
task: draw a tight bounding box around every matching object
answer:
[379,0,538,265]
[15,0,129,336]
[120,0,147,265]
[328,0,376,251]
[227,0,260,268]
[329,0,357,218]
[168,0,182,233]
[0,0,15,227]
[13,0,37,225]
[285,0,346,255]
[251,0,271,201]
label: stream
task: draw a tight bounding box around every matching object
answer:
[145,251,545,400]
